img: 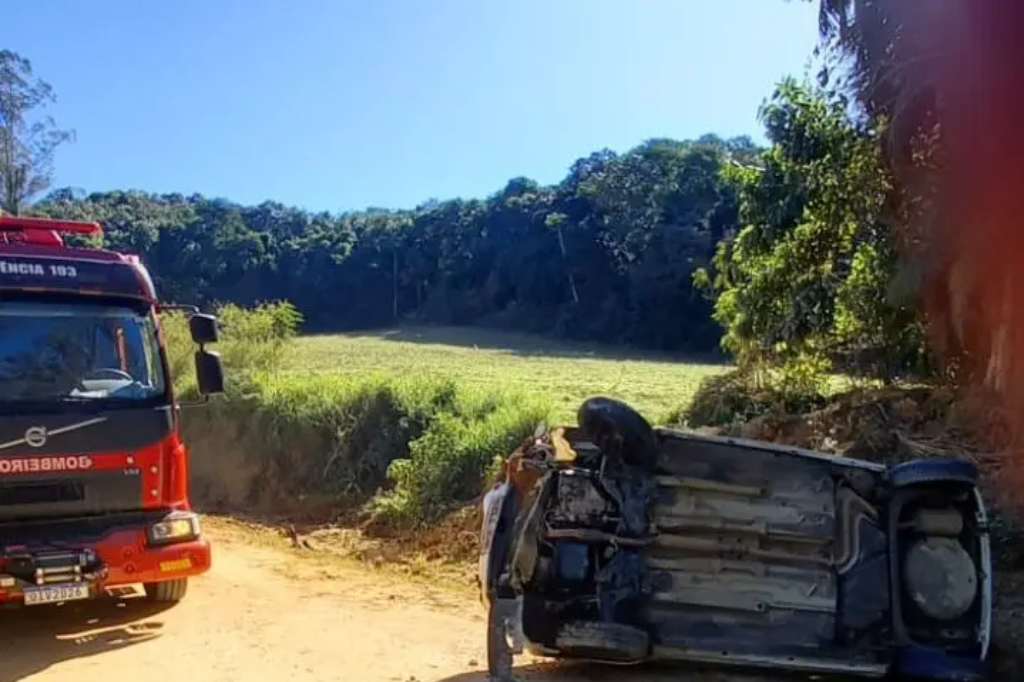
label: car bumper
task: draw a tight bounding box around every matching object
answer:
[973,488,994,662]
[99,530,212,586]
[0,528,211,604]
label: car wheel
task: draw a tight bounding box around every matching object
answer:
[889,458,979,489]
[143,578,188,603]
[577,397,657,470]
[486,599,515,682]
[554,621,650,663]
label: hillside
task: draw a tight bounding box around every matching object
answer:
[31,132,756,355]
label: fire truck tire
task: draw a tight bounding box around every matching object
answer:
[144,578,189,603]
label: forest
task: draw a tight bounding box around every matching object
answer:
[3,41,922,387]
[32,132,758,355]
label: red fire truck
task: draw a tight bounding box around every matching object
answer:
[0,215,224,606]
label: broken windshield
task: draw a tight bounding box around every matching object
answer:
[0,301,167,408]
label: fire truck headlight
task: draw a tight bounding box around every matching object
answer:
[148,512,200,545]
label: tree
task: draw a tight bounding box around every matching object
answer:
[0,50,74,215]
[31,132,749,352]
[698,78,925,383]
[807,1,1024,399]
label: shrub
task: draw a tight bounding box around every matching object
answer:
[161,300,302,396]
[373,390,549,524]
[675,368,827,428]
[165,302,552,524]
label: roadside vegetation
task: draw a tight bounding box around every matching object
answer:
[162,305,723,526]
[163,304,547,525]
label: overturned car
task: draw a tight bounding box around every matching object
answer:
[478,398,992,682]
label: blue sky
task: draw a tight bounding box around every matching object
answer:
[6,0,820,213]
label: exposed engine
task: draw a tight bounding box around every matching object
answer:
[506,432,656,652]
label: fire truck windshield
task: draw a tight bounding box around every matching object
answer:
[0,301,167,409]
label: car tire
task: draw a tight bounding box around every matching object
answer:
[577,397,658,470]
[143,578,188,603]
[486,599,515,682]
[889,458,978,489]
[554,621,650,663]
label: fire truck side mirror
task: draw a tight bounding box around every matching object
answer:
[189,313,219,345]
[195,350,225,395]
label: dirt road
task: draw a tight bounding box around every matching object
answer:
[0,518,755,682]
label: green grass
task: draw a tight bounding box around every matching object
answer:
[282,327,730,424]
[167,306,731,524]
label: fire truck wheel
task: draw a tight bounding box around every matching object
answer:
[144,578,189,603]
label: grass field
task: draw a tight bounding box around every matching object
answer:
[284,326,730,424]
[170,311,734,522]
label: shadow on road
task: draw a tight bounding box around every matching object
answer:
[340,327,725,365]
[431,660,779,682]
[0,598,173,682]
[429,662,626,682]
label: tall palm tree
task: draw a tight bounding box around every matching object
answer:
[814,1,944,179]
[813,0,1024,424]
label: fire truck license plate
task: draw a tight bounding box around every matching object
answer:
[23,583,91,606]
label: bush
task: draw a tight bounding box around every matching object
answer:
[162,300,302,396]
[675,368,827,428]
[164,302,551,524]
[373,391,549,524]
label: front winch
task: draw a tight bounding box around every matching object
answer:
[2,548,106,587]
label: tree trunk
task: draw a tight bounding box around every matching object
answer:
[392,249,399,322]
[556,226,580,305]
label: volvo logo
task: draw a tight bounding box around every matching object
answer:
[0,417,108,451]
[24,427,47,448]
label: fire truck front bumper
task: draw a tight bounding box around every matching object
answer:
[0,510,212,606]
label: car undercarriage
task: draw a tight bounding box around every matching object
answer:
[479,398,992,682]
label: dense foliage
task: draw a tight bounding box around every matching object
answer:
[161,302,549,524]
[698,77,927,385]
[811,0,1024,403]
[32,134,755,354]
[24,79,930,381]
